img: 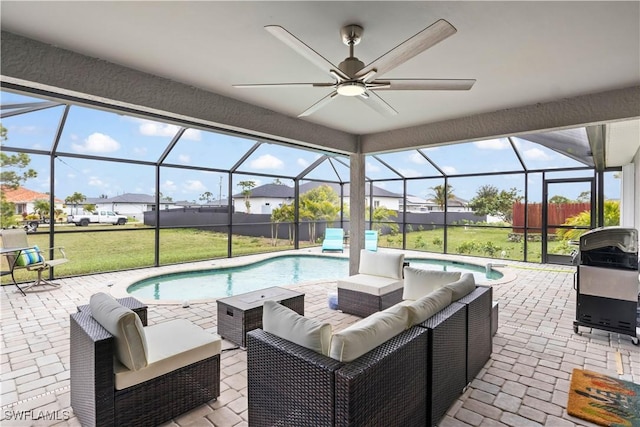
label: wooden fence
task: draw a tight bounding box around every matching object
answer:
[512,202,590,233]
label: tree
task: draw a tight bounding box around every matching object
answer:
[65,192,87,215]
[468,185,522,223]
[557,200,620,241]
[429,184,454,210]
[237,180,256,213]
[0,124,38,227]
[270,202,295,246]
[576,191,591,202]
[299,184,340,243]
[367,206,399,234]
[549,195,572,204]
[83,204,97,214]
[199,191,214,204]
[32,199,50,220]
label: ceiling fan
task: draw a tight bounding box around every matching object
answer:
[234,19,475,117]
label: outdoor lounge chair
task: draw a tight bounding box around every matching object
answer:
[321,227,344,253]
[0,228,69,294]
[365,229,378,251]
[70,293,221,427]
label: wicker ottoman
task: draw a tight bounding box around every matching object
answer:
[337,275,404,318]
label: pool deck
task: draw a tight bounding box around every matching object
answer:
[1,248,638,426]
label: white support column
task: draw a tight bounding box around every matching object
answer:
[620,163,636,228]
[349,146,365,276]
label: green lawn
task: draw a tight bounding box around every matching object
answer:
[2,225,571,285]
[2,227,314,284]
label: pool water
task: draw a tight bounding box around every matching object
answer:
[128,255,503,301]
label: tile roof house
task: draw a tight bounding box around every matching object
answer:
[1,186,64,216]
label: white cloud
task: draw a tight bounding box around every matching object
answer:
[250,154,284,170]
[398,168,420,177]
[409,152,427,164]
[183,180,207,192]
[366,161,381,173]
[474,139,509,150]
[135,119,201,141]
[133,147,148,155]
[297,158,310,167]
[162,180,177,192]
[88,176,105,187]
[441,166,457,175]
[72,133,121,153]
[183,129,201,141]
[523,147,550,161]
[178,154,191,164]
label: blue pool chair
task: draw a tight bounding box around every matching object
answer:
[365,230,378,251]
[322,228,344,253]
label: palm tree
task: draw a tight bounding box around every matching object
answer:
[65,192,86,215]
[429,184,454,210]
[32,199,50,221]
[237,181,256,213]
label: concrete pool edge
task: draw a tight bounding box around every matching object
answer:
[110,248,518,306]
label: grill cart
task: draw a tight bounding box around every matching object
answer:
[573,227,639,345]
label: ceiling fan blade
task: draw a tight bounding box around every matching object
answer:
[234,83,333,88]
[357,92,398,116]
[356,19,457,79]
[299,91,339,117]
[265,25,349,81]
[370,79,476,91]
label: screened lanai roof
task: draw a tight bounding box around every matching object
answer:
[0,87,634,206]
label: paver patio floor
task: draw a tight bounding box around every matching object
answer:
[1,249,638,426]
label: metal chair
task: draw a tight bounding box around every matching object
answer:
[0,228,68,293]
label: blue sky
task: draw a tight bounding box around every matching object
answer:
[1,90,620,204]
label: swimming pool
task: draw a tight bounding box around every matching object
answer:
[127,255,503,301]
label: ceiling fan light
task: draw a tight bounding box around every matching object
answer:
[337,82,366,96]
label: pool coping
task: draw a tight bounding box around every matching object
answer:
[110,248,517,305]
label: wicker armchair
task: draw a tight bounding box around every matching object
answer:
[247,326,429,427]
[70,309,221,427]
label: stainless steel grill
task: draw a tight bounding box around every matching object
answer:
[573,227,639,345]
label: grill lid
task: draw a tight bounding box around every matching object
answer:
[579,226,638,253]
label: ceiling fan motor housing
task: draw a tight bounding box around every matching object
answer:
[338,57,366,78]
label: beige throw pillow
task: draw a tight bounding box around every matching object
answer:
[358,249,405,279]
[445,273,476,301]
[329,304,409,362]
[405,287,453,326]
[89,292,148,371]
[403,267,461,300]
[262,300,332,356]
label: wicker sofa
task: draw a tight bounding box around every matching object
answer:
[247,269,493,427]
[70,293,222,427]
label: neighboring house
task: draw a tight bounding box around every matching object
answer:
[68,193,176,221]
[232,183,295,214]
[231,182,407,214]
[1,186,65,217]
[424,195,471,213]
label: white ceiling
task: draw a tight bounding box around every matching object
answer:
[1,1,639,164]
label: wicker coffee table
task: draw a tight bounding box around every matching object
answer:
[217,286,304,347]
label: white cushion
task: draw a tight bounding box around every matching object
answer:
[114,319,221,390]
[262,300,332,356]
[337,274,403,296]
[329,305,409,362]
[89,292,148,371]
[403,267,461,300]
[404,287,453,326]
[358,250,404,279]
[445,273,476,301]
